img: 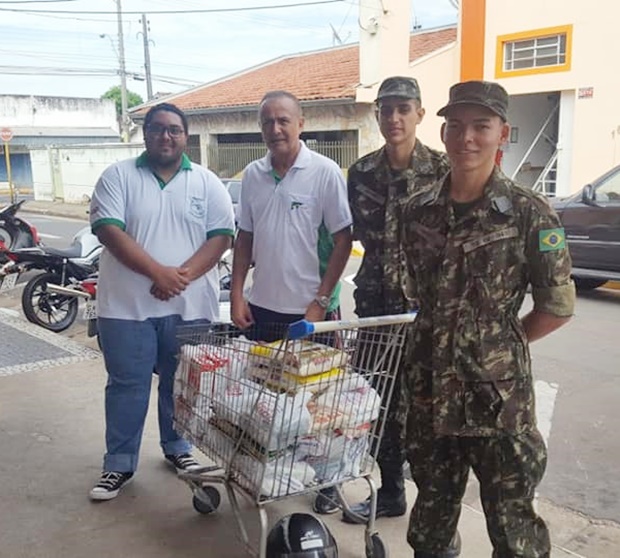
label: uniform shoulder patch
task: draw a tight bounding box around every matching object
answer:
[539,228,566,252]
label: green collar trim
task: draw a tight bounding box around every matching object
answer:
[136,151,192,189]
[135,151,192,170]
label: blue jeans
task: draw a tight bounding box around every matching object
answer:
[98,315,208,473]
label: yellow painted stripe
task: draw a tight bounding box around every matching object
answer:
[460,0,486,81]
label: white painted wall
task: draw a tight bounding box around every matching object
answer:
[0,95,117,131]
[31,143,144,203]
[409,45,460,152]
[483,0,620,193]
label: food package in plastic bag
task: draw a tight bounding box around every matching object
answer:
[176,342,247,413]
[212,378,261,427]
[249,339,350,377]
[308,372,381,434]
[296,432,369,483]
[234,452,316,498]
[238,388,313,452]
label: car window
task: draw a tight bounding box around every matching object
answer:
[227,181,242,204]
[596,169,620,202]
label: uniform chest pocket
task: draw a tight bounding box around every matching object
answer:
[354,186,386,229]
[186,195,207,225]
[462,226,524,281]
[285,193,318,227]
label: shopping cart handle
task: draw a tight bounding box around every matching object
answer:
[288,319,315,339]
[288,312,417,339]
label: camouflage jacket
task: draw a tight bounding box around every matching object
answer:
[401,168,575,436]
[348,141,449,316]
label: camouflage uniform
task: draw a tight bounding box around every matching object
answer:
[400,168,576,557]
[348,141,449,488]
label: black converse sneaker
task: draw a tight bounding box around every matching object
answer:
[89,471,134,501]
[165,453,202,473]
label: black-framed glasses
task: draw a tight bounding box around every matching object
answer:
[146,124,185,137]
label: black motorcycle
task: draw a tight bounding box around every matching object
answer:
[0,226,102,332]
[0,200,39,262]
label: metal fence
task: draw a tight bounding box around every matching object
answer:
[207,140,358,178]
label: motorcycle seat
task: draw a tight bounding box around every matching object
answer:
[44,245,83,258]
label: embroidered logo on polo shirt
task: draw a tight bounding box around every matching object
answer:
[189,197,205,219]
[291,201,303,210]
[538,228,566,252]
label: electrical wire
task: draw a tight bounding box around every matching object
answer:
[0,0,346,15]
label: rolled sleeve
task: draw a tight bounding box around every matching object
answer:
[531,282,575,317]
[526,197,576,317]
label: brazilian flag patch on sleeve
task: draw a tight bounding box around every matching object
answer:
[539,228,566,252]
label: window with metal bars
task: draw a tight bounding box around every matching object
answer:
[504,34,567,71]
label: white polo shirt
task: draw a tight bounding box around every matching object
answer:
[238,142,352,314]
[90,153,235,321]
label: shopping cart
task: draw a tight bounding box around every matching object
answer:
[174,313,416,558]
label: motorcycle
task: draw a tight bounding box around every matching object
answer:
[0,199,40,261]
[0,226,102,332]
[45,251,234,339]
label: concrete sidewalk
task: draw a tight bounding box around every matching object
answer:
[1,322,619,557]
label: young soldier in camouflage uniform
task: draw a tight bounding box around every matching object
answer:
[342,76,448,524]
[400,81,576,557]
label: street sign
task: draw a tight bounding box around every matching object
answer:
[0,128,13,142]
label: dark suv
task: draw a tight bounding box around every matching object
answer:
[551,165,620,290]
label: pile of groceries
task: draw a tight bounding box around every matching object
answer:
[174,335,383,499]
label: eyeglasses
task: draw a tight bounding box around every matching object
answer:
[146,124,185,137]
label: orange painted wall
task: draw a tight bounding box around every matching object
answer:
[460,0,486,81]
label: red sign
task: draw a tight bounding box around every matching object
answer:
[0,128,13,142]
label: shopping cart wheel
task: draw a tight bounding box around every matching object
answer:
[365,533,388,558]
[192,486,221,514]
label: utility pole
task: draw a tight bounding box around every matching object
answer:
[140,14,154,100]
[116,0,129,142]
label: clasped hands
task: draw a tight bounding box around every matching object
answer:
[150,265,191,301]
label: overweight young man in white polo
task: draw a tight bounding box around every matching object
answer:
[89,102,235,501]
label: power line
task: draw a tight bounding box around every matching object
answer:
[0,0,345,15]
[0,0,78,3]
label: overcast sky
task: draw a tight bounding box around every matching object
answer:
[0,0,457,101]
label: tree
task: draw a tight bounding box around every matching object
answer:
[101,86,144,118]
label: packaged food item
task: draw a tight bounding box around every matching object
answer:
[249,340,349,377]
[248,364,343,393]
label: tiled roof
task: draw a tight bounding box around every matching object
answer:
[142,26,456,113]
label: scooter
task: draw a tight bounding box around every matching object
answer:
[0,199,40,261]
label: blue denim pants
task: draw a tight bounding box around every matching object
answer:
[98,315,208,473]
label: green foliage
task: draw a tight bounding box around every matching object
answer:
[101,86,144,116]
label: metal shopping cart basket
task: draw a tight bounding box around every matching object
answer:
[174,313,416,558]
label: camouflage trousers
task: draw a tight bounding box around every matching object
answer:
[405,406,550,557]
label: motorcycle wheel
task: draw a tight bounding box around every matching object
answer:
[22,272,79,332]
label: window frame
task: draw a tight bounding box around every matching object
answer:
[495,25,573,78]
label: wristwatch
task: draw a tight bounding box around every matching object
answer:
[314,295,330,309]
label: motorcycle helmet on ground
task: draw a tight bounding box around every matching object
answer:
[266,513,338,558]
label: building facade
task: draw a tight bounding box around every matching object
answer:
[0,95,119,189]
